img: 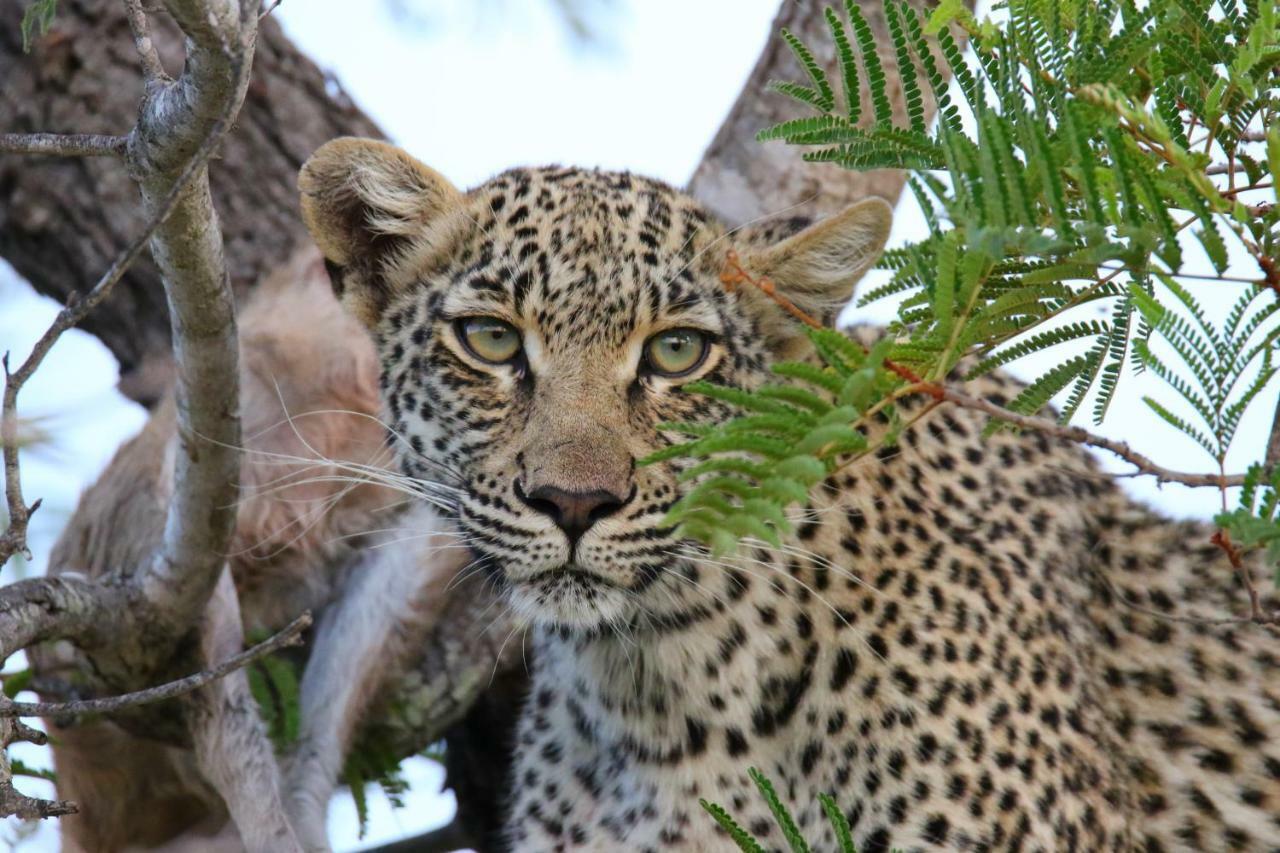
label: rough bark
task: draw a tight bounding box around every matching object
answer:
[688,0,946,225]
[0,0,380,404]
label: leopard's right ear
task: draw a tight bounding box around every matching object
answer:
[299,137,465,328]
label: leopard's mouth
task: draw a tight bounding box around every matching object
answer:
[524,565,621,590]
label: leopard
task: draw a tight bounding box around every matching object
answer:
[296,136,1280,852]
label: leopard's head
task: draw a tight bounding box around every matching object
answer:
[300,138,890,634]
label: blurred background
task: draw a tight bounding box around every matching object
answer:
[1,0,1275,849]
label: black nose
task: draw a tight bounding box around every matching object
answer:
[516,483,628,544]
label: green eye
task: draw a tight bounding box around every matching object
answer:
[645,328,711,377]
[457,317,522,364]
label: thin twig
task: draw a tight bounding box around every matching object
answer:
[259,0,284,19]
[721,249,824,329]
[0,717,75,819]
[124,0,166,81]
[1206,529,1274,624]
[0,612,311,717]
[0,132,127,158]
[718,251,1251,490]
[719,252,935,388]
[936,384,1248,487]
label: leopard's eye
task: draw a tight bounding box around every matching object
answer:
[644,328,710,377]
[457,317,522,364]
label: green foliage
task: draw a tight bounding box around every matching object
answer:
[701,767,896,853]
[10,759,55,783]
[242,632,417,838]
[651,0,1280,579]
[642,332,899,554]
[1216,464,1280,583]
[245,642,302,750]
[342,728,412,839]
[20,0,57,52]
[1130,279,1279,462]
[2,668,33,699]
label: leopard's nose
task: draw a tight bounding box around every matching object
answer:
[516,482,629,544]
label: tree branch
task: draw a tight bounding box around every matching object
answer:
[0,576,122,662]
[2,611,309,717]
[1265,390,1280,472]
[688,0,960,224]
[363,818,474,853]
[0,717,75,820]
[0,133,128,157]
[1,92,238,570]
[934,385,1250,489]
[123,0,167,82]
[127,0,257,636]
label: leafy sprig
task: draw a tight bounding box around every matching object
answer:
[652,0,1280,585]
[702,767,896,853]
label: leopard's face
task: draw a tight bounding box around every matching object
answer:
[299,140,891,634]
[374,169,776,631]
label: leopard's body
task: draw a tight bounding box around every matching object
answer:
[297,141,1280,852]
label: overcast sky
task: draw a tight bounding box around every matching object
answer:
[1,0,1277,849]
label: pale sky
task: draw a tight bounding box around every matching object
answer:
[0,0,1276,849]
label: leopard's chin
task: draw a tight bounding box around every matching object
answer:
[504,566,634,632]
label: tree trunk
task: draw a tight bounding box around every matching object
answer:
[0,0,380,404]
[688,0,936,225]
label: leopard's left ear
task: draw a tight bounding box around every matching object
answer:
[741,198,892,356]
[299,138,466,328]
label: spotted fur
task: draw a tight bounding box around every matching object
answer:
[300,139,1280,852]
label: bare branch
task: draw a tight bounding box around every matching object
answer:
[0,576,121,663]
[124,0,167,81]
[0,576,121,821]
[127,0,259,632]
[0,133,127,158]
[1,0,267,830]
[934,385,1249,489]
[0,717,76,820]
[0,611,310,718]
